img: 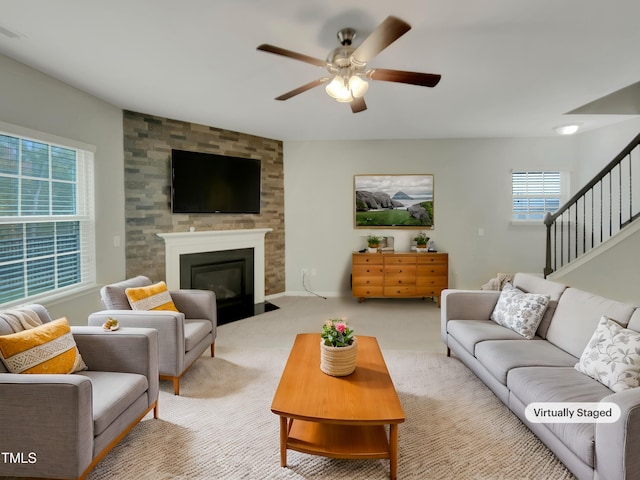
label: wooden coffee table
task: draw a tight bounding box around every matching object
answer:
[271,333,405,479]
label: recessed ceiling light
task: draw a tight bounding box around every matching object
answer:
[554,124,580,135]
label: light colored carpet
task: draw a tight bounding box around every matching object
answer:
[87,344,575,479]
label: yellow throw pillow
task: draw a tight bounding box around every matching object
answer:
[0,317,87,374]
[125,281,179,312]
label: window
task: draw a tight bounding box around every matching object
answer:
[512,171,567,221]
[0,128,95,305]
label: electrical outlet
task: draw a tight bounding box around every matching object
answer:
[311,268,317,277]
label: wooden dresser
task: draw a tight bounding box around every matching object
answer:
[351,252,449,306]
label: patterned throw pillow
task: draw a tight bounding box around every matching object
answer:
[490,283,550,339]
[575,316,640,392]
[0,317,87,374]
[125,281,179,312]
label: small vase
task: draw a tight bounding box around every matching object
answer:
[367,246,378,253]
[320,337,358,376]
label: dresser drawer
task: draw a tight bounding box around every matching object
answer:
[416,278,448,289]
[352,275,384,287]
[385,265,416,276]
[352,286,384,297]
[416,285,446,296]
[417,254,448,265]
[352,254,384,265]
[384,255,417,265]
[353,265,385,277]
[417,264,448,276]
[384,286,416,296]
[385,274,416,287]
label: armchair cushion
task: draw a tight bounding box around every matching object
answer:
[0,317,87,374]
[76,370,149,435]
[125,281,179,312]
[184,319,214,352]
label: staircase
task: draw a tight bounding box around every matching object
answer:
[543,132,640,301]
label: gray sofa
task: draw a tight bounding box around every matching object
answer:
[0,304,159,479]
[441,273,640,480]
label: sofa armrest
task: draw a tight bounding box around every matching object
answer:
[441,289,501,345]
[596,389,640,480]
[170,289,217,341]
[72,326,159,408]
[170,289,216,321]
[87,311,184,377]
[0,373,94,478]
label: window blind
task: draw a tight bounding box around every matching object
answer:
[0,131,95,305]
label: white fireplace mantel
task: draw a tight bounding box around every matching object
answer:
[157,228,272,303]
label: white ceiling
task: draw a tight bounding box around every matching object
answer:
[2,0,640,141]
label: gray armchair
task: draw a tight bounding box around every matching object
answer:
[0,304,159,480]
[88,276,217,395]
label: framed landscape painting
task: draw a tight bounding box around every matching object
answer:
[354,174,434,228]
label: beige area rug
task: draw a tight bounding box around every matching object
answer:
[87,347,576,480]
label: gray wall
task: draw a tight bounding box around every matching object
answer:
[0,54,125,323]
[283,137,577,295]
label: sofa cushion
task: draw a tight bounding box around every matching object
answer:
[447,320,528,355]
[0,318,87,374]
[513,273,567,338]
[76,371,148,436]
[101,276,153,310]
[546,288,636,358]
[475,339,577,385]
[575,316,640,392]
[490,283,550,339]
[508,366,613,467]
[184,320,212,352]
[125,281,179,312]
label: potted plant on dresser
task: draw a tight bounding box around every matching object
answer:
[367,235,381,253]
[414,232,430,252]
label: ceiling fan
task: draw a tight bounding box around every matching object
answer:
[257,16,441,113]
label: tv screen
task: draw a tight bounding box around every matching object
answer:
[171,149,261,214]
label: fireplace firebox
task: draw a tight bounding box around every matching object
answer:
[179,248,276,324]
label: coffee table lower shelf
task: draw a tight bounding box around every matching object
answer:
[284,418,392,459]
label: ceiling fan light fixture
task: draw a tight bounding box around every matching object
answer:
[349,75,369,98]
[325,75,353,102]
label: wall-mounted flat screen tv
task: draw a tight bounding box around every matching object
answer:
[171,149,261,214]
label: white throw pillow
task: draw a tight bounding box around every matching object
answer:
[575,316,640,392]
[490,283,550,339]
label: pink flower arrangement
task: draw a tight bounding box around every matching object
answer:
[321,318,354,347]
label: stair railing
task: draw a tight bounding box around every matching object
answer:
[544,131,640,277]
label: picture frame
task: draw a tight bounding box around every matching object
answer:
[354,174,434,229]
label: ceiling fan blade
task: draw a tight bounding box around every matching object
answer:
[274,78,329,101]
[351,16,411,66]
[257,44,326,67]
[350,97,367,113]
[367,68,441,87]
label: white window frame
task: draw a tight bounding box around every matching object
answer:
[0,121,96,307]
[511,170,569,224]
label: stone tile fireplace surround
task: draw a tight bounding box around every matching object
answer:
[123,111,284,298]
